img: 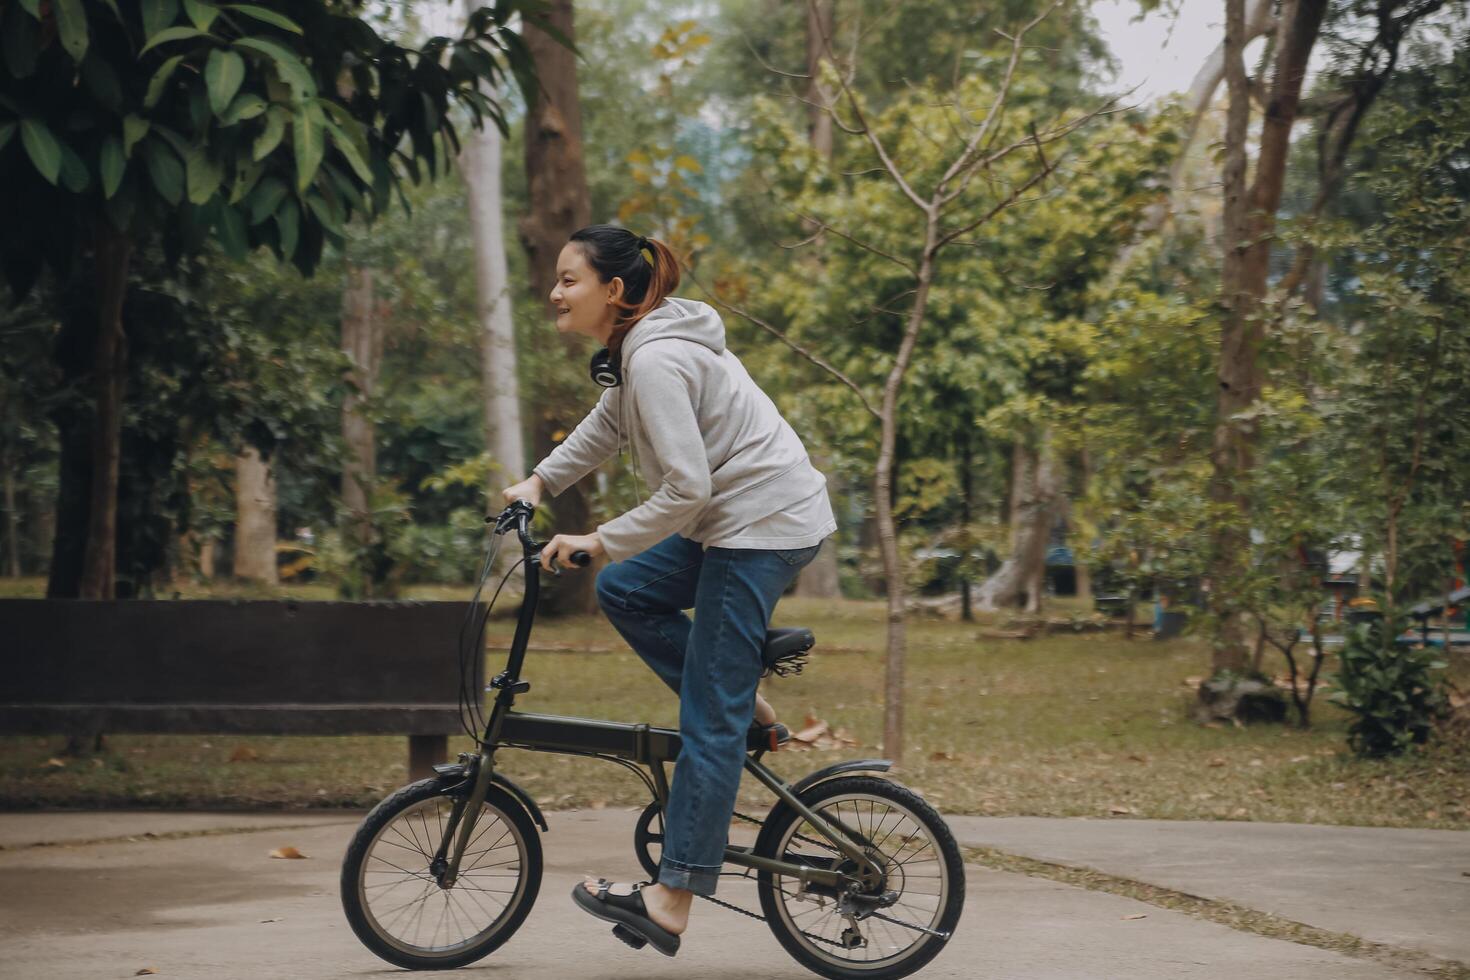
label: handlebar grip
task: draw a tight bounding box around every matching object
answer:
[569,551,592,567]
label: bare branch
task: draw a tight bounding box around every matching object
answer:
[935,0,1064,207]
[806,0,931,214]
[680,264,881,421]
[778,205,918,275]
[935,148,1067,250]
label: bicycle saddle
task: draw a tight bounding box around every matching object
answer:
[761,627,814,676]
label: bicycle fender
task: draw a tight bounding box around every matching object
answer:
[491,773,549,832]
[433,764,549,833]
[790,759,893,796]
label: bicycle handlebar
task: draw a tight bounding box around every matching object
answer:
[486,499,591,570]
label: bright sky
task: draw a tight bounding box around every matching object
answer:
[1090,0,1228,104]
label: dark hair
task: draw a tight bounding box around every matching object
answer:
[567,224,680,358]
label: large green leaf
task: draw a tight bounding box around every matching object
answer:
[183,0,219,30]
[0,121,15,154]
[247,175,288,224]
[292,103,324,192]
[324,121,373,184]
[220,93,267,125]
[19,119,62,185]
[140,26,208,55]
[58,142,90,192]
[53,0,89,63]
[252,105,288,160]
[123,115,151,158]
[17,0,42,15]
[228,158,263,203]
[143,139,185,204]
[225,4,302,34]
[144,55,185,109]
[234,37,316,101]
[100,136,126,199]
[184,145,223,204]
[141,0,179,38]
[215,202,248,260]
[304,188,343,237]
[205,49,245,116]
[275,196,299,258]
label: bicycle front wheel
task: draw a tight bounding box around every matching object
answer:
[754,775,964,980]
[341,778,542,970]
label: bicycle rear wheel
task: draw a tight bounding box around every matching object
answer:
[754,775,964,980]
[341,777,542,970]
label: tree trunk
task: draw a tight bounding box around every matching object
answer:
[1208,0,1328,674]
[975,433,1062,612]
[341,265,381,575]
[233,446,278,584]
[804,0,835,159]
[791,3,843,598]
[1105,0,1275,283]
[517,0,597,615]
[78,226,132,599]
[3,458,18,577]
[794,453,842,598]
[460,48,525,569]
[958,427,974,621]
[460,22,524,462]
[1072,448,1093,604]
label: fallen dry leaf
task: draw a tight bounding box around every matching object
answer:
[1127,753,1149,764]
[1122,913,1148,920]
[1426,810,1440,820]
[135,969,158,976]
[260,917,283,923]
[229,746,259,763]
[43,757,66,769]
[929,751,957,762]
[269,846,307,860]
[1207,758,1227,768]
[1109,806,1134,815]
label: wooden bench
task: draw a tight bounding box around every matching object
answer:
[0,598,476,781]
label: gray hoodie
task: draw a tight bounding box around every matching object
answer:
[532,296,831,563]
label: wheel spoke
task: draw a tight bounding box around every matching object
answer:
[353,793,533,961]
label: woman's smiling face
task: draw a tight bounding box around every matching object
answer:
[550,243,622,343]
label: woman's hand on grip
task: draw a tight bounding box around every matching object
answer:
[501,474,545,508]
[540,531,603,571]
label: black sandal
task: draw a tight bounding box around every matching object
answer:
[747,721,790,752]
[571,878,681,957]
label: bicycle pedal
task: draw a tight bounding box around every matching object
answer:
[611,924,648,950]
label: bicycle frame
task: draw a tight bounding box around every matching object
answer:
[431,501,885,894]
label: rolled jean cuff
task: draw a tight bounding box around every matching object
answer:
[657,856,722,896]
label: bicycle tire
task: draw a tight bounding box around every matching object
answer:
[341,777,542,970]
[754,776,964,980]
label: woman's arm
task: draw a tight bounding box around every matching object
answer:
[596,357,712,562]
[530,388,623,497]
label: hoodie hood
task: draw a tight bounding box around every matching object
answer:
[613,295,725,510]
[621,296,726,364]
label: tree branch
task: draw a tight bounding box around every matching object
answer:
[680,264,881,421]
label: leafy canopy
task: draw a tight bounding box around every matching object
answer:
[0,0,568,288]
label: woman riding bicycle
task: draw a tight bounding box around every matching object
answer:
[500,224,837,956]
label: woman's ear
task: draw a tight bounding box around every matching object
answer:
[606,276,625,305]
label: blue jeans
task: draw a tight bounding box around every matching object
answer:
[595,533,822,895]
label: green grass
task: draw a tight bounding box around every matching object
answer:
[2,588,1467,827]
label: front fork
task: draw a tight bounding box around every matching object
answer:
[432,747,496,889]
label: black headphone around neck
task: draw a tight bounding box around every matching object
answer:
[589,346,622,388]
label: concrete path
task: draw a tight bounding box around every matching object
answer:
[0,808,1447,979]
[949,816,1470,964]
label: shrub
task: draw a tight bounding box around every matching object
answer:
[1330,618,1448,757]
